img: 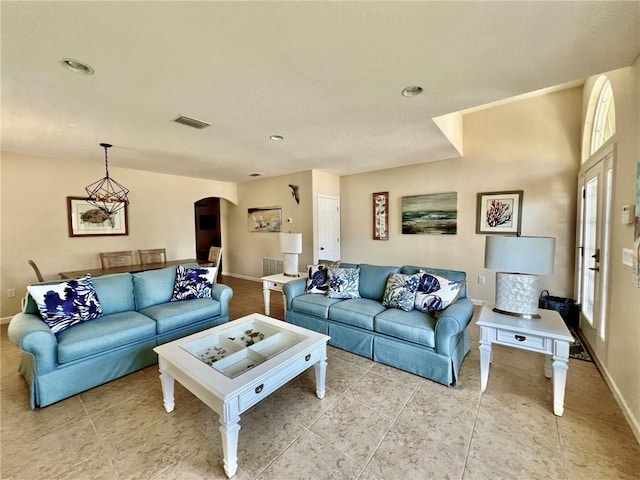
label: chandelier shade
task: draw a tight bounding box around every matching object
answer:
[85,143,130,215]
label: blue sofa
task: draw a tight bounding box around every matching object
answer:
[283,264,473,386]
[8,264,233,408]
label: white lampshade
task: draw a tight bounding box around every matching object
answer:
[484,236,556,319]
[484,236,555,275]
[280,233,302,254]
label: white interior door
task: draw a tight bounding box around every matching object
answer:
[317,195,340,262]
[577,149,613,358]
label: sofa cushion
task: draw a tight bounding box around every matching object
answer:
[57,311,156,363]
[170,265,217,301]
[382,273,420,312]
[27,275,103,334]
[133,266,178,310]
[291,294,343,319]
[414,272,465,315]
[140,298,221,334]
[328,298,386,330]
[401,265,467,299]
[358,264,401,301]
[327,267,361,299]
[374,308,437,348]
[92,273,135,315]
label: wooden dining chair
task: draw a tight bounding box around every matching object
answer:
[207,246,223,272]
[99,251,134,269]
[138,248,167,265]
[28,259,44,282]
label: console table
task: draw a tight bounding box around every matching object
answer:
[260,272,304,316]
[477,303,573,416]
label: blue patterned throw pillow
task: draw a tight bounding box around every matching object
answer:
[171,265,217,301]
[305,262,340,294]
[414,272,464,316]
[382,273,420,312]
[326,267,360,299]
[27,274,103,334]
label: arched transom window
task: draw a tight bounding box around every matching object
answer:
[590,78,616,155]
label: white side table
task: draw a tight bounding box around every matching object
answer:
[477,303,574,416]
[260,273,305,316]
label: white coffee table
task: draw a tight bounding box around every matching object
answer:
[153,313,330,477]
[477,303,574,416]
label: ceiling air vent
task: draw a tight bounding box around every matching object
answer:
[173,115,211,130]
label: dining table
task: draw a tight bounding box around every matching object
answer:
[59,258,206,279]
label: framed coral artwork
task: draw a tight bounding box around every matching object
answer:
[67,196,129,237]
[476,190,523,235]
[373,192,389,240]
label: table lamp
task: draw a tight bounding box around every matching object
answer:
[484,235,556,318]
[280,232,302,277]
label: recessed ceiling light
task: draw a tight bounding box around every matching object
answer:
[270,135,284,141]
[60,58,94,75]
[401,85,423,97]
[249,173,262,177]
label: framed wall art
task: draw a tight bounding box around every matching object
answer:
[476,190,523,235]
[401,192,457,235]
[67,196,129,237]
[373,192,389,240]
[247,206,282,233]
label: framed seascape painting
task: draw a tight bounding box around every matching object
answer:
[373,192,389,240]
[67,196,128,237]
[401,192,457,235]
[247,206,282,233]
[476,190,523,235]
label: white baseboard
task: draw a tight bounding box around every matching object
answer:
[592,354,640,444]
[1,316,12,325]
[221,272,262,283]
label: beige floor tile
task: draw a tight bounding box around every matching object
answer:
[558,409,640,463]
[79,370,154,415]
[365,420,467,480]
[480,362,553,411]
[344,370,417,418]
[323,354,369,393]
[257,429,363,480]
[51,451,118,480]
[327,344,375,370]
[150,444,253,480]
[310,394,395,463]
[563,445,640,480]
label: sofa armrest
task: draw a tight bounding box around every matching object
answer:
[7,313,58,374]
[212,283,233,317]
[433,297,474,356]
[283,278,307,310]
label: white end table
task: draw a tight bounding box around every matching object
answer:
[260,273,305,315]
[477,303,574,416]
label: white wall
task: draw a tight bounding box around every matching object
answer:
[340,87,582,303]
[0,153,237,318]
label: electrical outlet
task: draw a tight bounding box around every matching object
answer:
[622,248,634,267]
[478,275,486,285]
[7,289,16,298]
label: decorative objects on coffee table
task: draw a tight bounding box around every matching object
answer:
[373,192,389,240]
[67,196,128,237]
[154,313,329,478]
[401,192,457,235]
[476,190,523,235]
[478,303,573,416]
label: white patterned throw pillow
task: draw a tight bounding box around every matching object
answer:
[326,267,361,299]
[27,274,103,334]
[382,273,420,312]
[414,272,464,316]
[170,265,217,301]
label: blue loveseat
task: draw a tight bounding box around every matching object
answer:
[8,264,233,408]
[283,263,473,386]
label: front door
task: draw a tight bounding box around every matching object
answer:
[576,148,613,358]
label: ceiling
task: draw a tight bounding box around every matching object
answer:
[2,1,639,184]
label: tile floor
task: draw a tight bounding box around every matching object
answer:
[1,275,639,479]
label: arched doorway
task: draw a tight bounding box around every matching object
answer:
[195,197,221,262]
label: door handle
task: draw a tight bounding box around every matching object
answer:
[589,267,600,272]
[320,247,325,250]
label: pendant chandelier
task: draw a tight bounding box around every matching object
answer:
[85,143,130,215]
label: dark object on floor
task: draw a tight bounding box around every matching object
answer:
[569,327,592,362]
[539,290,580,329]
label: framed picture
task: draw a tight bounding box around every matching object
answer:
[476,190,523,235]
[247,206,282,232]
[401,192,457,235]
[373,192,389,240]
[67,196,129,237]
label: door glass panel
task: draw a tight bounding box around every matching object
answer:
[582,176,598,326]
